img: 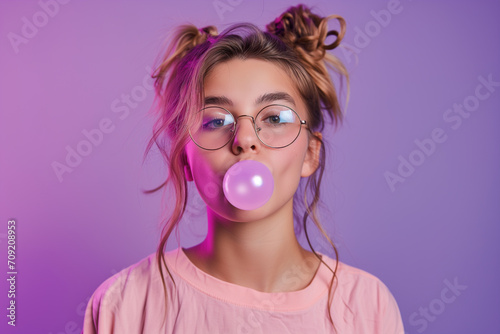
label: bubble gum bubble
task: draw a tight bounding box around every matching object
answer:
[222,160,274,210]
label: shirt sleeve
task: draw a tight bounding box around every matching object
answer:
[81,257,169,334]
[82,273,122,334]
[377,278,405,334]
[81,267,149,334]
[339,266,406,334]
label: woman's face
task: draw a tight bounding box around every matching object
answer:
[184,58,321,222]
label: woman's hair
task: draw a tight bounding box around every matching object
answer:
[142,3,349,331]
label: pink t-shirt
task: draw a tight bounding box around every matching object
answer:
[83,247,404,333]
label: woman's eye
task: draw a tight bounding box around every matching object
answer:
[212,119,224,127]
[263,112,293,125]
[260,108,295,125]
[206,119,221,128]
[203,118,228,129]
[268,115,281,124]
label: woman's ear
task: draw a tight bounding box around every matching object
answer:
[301,131,322,177]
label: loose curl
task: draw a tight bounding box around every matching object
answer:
[142,4,349,332]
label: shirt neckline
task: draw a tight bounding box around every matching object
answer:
[165,246,335,312]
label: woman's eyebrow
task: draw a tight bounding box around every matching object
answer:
[204,91,296,108]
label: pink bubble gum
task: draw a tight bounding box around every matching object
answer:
[222,160,274,210]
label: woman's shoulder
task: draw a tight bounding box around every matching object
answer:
[82,249,180,333]
[319,252,394,292]
[90,253,157,303]
[90,248,182,297]
[319,253,405,333]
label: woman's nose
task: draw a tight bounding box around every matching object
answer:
[231,115,261,154]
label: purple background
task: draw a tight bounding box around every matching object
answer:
[1,1,499,333]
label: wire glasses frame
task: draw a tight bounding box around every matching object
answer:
[188,104,309,151]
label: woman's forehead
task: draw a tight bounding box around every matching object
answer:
[201,59,306,113]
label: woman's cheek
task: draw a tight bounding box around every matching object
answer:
[274,152,303,195]
[191,159,228,209]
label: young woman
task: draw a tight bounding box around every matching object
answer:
[83,4,405,333]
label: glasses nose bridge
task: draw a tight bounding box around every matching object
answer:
[234,114,258,131]
[236,114,255,124]
[230,113,261,143]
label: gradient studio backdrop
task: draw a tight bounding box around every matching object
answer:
[1,1,499,333]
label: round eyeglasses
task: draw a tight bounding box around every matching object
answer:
[188,104,308,150]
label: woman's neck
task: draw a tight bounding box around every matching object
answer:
[182,199,322,293]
